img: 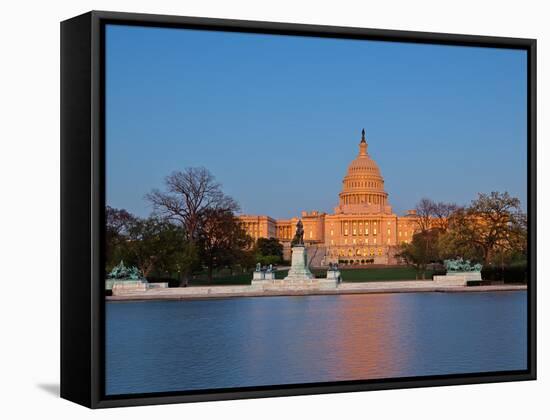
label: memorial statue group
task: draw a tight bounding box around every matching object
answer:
[444,257,482,273]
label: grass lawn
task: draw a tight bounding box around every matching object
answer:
[189,272,252,286]
[183,267,431,286]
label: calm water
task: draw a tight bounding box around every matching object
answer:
[106,291,527,395]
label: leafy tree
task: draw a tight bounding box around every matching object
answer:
[198,208,253,282]
[255,254,282,267]
[438,229,482,262]
[448,192,526,265]
[255,237,283,265]
[397,229,441,279]
[120,217,190,278]
[171,242,202,286]
[105,206,136,270]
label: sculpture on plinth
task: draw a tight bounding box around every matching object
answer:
[105,260,148,292]
[444,257,482,273]
[291,219,305,246]
[107,260,144,280]
[433,257,483,286]
[284,219,314,281]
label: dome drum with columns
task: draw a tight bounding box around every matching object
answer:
[336,129,392,215]
[237,129,421,266]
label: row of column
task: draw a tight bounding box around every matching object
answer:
[341,194,385,205]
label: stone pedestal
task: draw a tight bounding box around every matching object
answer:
[264,271,276,280]
[326,270,341,282]
[111,280,149,295]
[433,271,481,286]
[251,271,266,288]
[252,271,265,281]
[319,269,341,289]
[284,245,314,281]
[148,282,169,289]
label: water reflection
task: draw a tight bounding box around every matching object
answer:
[106,291,527,395]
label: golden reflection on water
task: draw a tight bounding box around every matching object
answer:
[317,294,409,381]
[241,294,412,384]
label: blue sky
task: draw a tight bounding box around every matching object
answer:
[106,24,527,219]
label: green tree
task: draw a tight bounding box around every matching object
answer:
[448,192,526,265]
[105,206,136,270]
[120,217,190,278]
[171,242,201,286]
[255,237,283,265]
[198,208,253,282]
[397,229,441,279]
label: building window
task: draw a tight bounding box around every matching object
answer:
[373,238,377,244]
[353,239,356,244]
[399,231,402,237]
[344,239,347,245]
[387,229,391,235]
[373,229,377,235]
[330,230,334,236]
[331,240,334,245]
[344,229,348,235]
[353,229,357,235]
[387,238,391,244]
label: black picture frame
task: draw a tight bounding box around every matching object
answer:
[60,10,537,409]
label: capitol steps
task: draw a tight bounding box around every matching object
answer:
[306,245,327,268]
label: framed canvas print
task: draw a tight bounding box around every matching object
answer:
[60,11,536,408]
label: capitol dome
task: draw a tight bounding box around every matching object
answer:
[336,129,392,214]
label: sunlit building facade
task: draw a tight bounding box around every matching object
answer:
[237,130,421,265]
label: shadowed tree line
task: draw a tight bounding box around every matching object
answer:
[106,167,283,286]
[398,192,527,280]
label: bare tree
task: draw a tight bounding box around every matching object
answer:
[415,198,436,233]
[146,167,239,242]
[431,202,459,232]
[146,168,239,286]
[414,198,458,233]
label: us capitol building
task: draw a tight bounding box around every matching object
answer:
[237,129,421,266]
